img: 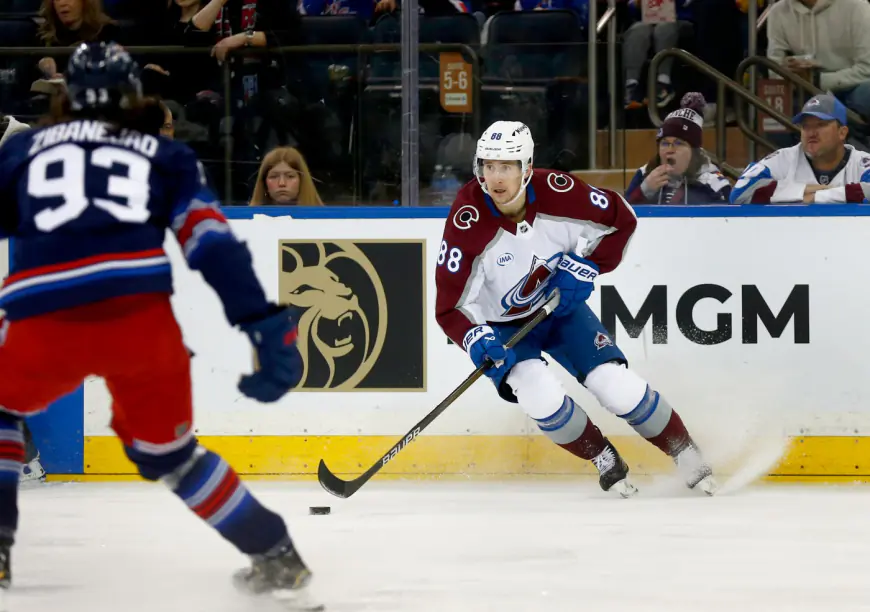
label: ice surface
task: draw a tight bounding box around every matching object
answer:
[6,479,870,612]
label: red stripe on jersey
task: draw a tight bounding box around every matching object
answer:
[4,249,166,285]
[177,208,228,247]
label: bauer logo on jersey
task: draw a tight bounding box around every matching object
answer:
[277,240,426,391]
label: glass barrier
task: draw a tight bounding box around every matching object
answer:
[0,37,634,206]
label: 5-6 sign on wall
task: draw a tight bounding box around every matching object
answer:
[440,52,473,114]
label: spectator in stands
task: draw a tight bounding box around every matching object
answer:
[249,147,324,205]
[139,97,176,139]
[36,0,120,82]
[151,1,220,103]
[192,0,304,197]
[513,0,587,33]
[625,93,732,204]
[766,0,870,132]
[299,0,399,21]
[731,93,870,204]
[622,0,692,109]
[38,0,120,47]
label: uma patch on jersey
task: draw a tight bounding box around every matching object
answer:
[594,332,613,350]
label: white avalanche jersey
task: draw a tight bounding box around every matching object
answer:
[730,143,870,204]
[435,169,638,345]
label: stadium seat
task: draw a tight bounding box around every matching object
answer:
[370,14,480,82]
[480,10,589,169]
[0,17,39,116]
[482,10,586,83]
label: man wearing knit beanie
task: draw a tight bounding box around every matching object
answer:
[731,93,870,204]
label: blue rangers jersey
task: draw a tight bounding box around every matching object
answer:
[0,119,269,324]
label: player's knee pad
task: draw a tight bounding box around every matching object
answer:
[124,437,199,482]
[584,361,648,417]
[505,359,566,420]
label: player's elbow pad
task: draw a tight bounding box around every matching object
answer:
[189,237,272,327]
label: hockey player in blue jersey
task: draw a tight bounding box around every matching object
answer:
[0,42,322,609]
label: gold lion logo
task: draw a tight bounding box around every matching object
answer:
[278,241,388,390]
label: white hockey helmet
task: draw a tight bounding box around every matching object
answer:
[473,121,534,192]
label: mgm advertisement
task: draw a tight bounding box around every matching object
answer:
[277,239,426,391]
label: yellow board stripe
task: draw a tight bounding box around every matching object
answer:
[81,435,870,480]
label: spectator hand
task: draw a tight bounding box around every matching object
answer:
[38,57,62,79]
[212,34,246,63]
[785,56,820,71]
[642,164,671,194]
[803,184,830,203]
[144,64,170,76]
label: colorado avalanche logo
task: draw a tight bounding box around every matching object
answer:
[594,332,613,350]
[546,173,575,193]
[453,205,479,230]
[500,254,560,317]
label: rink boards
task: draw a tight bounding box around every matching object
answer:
[6,204,870,481]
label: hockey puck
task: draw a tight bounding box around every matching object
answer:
[309,506,331,515]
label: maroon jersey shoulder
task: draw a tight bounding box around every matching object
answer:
[528,168,638,275]
[528,168,616,222]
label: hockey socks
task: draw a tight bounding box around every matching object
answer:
[0,414,24,543]
[620,386,691,457]
[535,396,607,460]
[167,446,292,556]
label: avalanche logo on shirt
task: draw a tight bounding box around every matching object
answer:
[501,253,560,317]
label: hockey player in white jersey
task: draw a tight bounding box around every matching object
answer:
[731,94,870,204]
[435,121,717,497]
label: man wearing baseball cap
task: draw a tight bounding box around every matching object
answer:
[731,94,870,204]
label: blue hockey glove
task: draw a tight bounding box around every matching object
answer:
[463,325,516,380]
[551,253,599,318]
[238,306,304,402]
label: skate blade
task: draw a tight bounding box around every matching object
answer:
[612,479,639,498]
[693,475,718,496]
[271,587,325,611]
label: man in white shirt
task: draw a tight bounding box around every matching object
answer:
[730,94,870,204]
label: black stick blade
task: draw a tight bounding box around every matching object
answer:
[317,459,354,498]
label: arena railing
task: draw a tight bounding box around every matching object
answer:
[0,43,486,206]
[647,48,795,180]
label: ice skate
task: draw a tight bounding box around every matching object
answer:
[674,443,717,495]
[592,439,638,498]
[0,540,10,589]
[233,544,324,611]
[20,455,46,486]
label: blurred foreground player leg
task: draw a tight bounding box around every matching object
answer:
[20,422,45,484]
[0,42,321,608]
[434,121,716,497]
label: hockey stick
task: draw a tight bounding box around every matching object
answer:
[317,288,561,499]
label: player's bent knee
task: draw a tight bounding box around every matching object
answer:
[124,437,198,481]
[584,361,648,417]
[506,359,566,420]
